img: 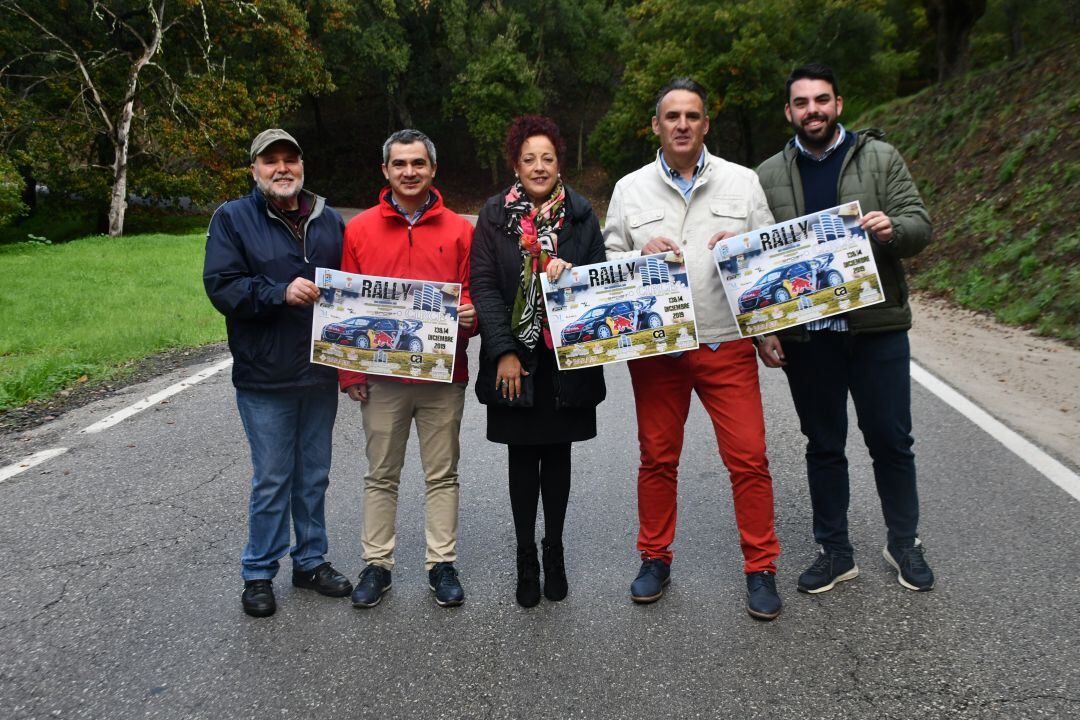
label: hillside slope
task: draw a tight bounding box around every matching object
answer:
[857,43,1079,344]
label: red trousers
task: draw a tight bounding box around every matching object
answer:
[627,340,780,573]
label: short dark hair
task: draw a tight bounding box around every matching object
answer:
[785,64,840,102]
[654,77,708,118]
[504,115,566,170]
[382,128,437,165]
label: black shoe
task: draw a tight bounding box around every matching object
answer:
[292,562,353,598]
[241,579,276,618]
[428,562,465,607]
[746,571,782,621]
[630,558,670,604]
[797,548,860,594]
[516,544,541,608]
[351,565,392,608]
[541,538,568,602]
[883,539,935,591]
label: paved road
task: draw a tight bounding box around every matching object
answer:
[1,345,1078,720]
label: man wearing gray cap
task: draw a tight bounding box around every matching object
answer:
[204,128,352,617]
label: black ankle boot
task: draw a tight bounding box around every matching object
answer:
[542,538,568,601]
[516,544,541,608]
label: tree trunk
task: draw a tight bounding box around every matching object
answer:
[1006,0,1023,58]
[105,1,163,236]
[489,152,499,187]
[394,95,414,129]
[310,94,326,144]
[577,118,584,172]
[107,117,131,237]
[18,164,35,216]
[1064,0,1080,29]
[738,111,755,167]
[924,0,987,82]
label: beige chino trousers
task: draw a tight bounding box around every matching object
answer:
[360,380,466,570]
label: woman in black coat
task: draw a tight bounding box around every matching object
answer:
[470,115,607,607]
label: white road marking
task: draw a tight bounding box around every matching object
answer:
[79,357,233,435]
[911,361,1080,503]
[0,448,69,484]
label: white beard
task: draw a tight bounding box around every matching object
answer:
[257,173,305,204]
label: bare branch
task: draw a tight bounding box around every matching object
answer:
[90,1,151,53]
[1,0,116,136]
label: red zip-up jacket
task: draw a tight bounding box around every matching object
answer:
[338,187,476,390]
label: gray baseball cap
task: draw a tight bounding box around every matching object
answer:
[249,128,302,161]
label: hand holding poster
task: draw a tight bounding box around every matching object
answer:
[310,268,460,382]
[540,255,698,370]
[711,201,885,337]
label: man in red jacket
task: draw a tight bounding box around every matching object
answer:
[341,129,477,608]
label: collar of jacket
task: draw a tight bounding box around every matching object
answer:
[651,146,720,197]
[377,186,446,225]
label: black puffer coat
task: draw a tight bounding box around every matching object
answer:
[470,186,607,409]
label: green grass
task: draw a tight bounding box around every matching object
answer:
[0,232,225,410]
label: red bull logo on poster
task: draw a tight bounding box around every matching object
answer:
[788,276,813,294]
[609,314,634,334]
[371,330,396,347]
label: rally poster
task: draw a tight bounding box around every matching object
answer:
[540,255,698,371]
[711,201,885,337]
[310,268,460,382]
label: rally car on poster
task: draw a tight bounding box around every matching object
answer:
[559,298,663,345]
[737,253,844,312]
[320,316,425,352]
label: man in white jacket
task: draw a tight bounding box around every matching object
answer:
[603,78,782,620]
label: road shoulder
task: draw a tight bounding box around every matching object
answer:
[909,292,1079,469]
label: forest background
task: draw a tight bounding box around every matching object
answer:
[2,0,1075,231]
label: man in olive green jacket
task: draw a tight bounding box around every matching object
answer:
[755,63,936,595]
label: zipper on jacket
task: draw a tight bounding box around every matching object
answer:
[835,134,865,209]
[408,225,413,246]
[266,213,306,259]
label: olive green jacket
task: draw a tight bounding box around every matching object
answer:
[755,128,931,337]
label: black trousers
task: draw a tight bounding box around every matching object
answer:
[781,330,920,553]
[507,443,572,549]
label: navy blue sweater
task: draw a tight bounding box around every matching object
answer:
[796,130,857,214]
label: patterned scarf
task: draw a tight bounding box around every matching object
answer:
[506,179,566,349]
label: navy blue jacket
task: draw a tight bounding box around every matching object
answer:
[204,188,344,390]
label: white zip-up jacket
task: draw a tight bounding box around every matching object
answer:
[603,149,775,345]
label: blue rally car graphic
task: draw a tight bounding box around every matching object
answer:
[320,316,425,353]
[737,253,844,313]
[560,299,663,345]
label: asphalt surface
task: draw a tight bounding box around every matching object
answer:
[1,344,1078,720]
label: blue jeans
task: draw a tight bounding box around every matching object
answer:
[235,384,338,581]
[781,330,919,553]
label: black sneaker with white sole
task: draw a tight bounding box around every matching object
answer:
[797,548,859,594]
[428,562,465,607]
[883,539,935,591]
[351,565,392,607]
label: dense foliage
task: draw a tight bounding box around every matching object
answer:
[0,0,1076,232]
